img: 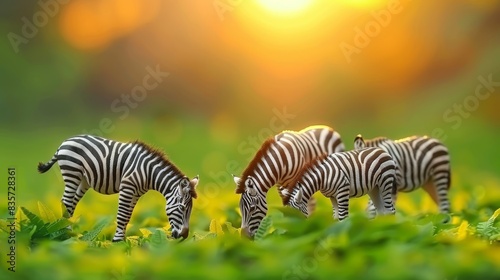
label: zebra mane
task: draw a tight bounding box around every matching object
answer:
[298,124,332,133]
[364,137,391,146]
[282,153,329,205]
[131,140,197,198]
[394,135,420,143]
[370,135,422,144]
[236,137,277,194]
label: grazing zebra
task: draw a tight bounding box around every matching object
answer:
[282,148,397,220]
[233,125,345,238]
[354,135,451,217]
[37,135,199,241]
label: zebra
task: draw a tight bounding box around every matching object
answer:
[281,148,397,220]
[37,135,199,241]
[354,134,451,217]
[233,125,345,238]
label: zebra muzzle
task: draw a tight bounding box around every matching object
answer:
[240,227,254,240]
[172,227,189,239]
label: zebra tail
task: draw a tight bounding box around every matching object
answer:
[38,155,57,173]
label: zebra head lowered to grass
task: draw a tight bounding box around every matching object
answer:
[354,134,451,217]
[281,148,397,220]
[37,135,199,242]
[233,125,345,238]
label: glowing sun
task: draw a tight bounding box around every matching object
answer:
[256,0,313,14]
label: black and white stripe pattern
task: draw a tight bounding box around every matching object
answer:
[283,148,397,220]
[354,135,451,216]
[37,135,199,241]
[233,125,345,238]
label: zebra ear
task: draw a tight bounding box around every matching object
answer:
[190,175,199,188]
[233,175,243,194]
[279,187,290,198]
[232,175,241,185]
[354,134,366,150]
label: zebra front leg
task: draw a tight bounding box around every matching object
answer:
[307,197,318,215]
[335,190,350,221]
[113,188,139,242]
[365,199,377,219]
[329,197,339,220]
[380,178,396,215]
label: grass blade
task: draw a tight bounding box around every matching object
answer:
[21,206,45,230]
[254,216,272,241]
[80,218,110,241]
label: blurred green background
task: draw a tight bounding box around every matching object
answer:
[1,0,500,279]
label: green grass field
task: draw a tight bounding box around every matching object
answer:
[2,1,500,279]
[1,110,500,280]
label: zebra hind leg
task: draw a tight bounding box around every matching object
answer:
[71,180,91,214]
[60,175,84,218]
[424,173,451,215]
[422,171,451,222]
[113,187,139,242]
[381,175,396,215]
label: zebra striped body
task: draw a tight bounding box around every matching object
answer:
[283,148,397,220]
[233,125,344,238]
[354,135,451,216]
[37,135,199,241]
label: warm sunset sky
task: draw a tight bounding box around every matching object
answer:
[2,0,499,129]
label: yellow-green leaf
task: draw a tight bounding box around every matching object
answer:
[209,219,224,236]
[38,201,57,223]
[489,208,500,222]
[139,228,153,238]
[14,208,24,231]
[456,220,469,241]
